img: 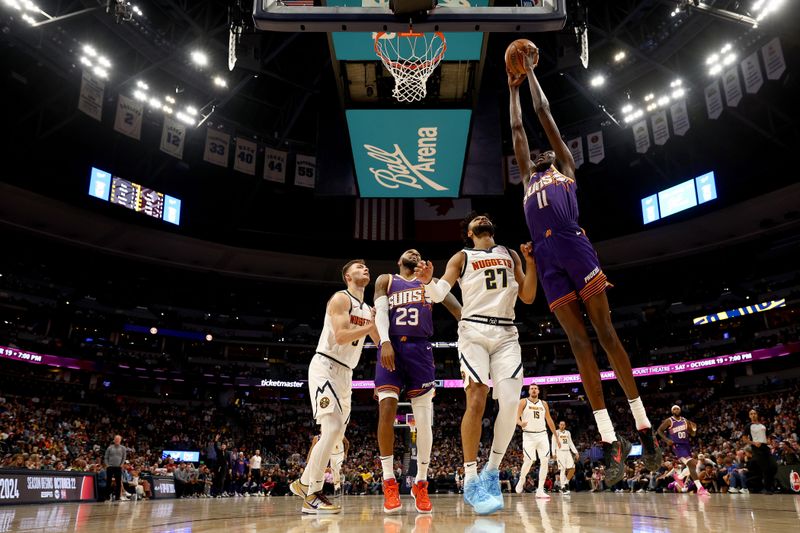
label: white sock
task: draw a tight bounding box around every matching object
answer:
[628,397,651,431]
[380,455,395,481]
[559,465,566,489]
[694,479,703,489]
[331,449,344,486]
[464,461,478,483]
[300,415,345,494]
[593,409,616,444]
[411,393,433,483]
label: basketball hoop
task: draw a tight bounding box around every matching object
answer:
[374,30,446,103]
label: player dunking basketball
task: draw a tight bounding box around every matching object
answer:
[415,213,538,515]
[657,405,708,496]
[290,259,378,514]
[507,45,662,487]
[373,249,462,514]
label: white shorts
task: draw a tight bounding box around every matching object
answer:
[458,321,522,398]
[557,451,575,470]
[308,353,352,423]
[522,432,550,462]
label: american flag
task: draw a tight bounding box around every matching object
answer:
[354,199,404,240]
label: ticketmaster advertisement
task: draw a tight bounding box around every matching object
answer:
[346,109,471,198]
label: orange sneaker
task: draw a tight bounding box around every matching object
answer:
[411,480,432,514]
[383,478,402,514]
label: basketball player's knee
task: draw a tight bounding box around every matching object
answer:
[465,384,489,412]
[378,398,398,423]
[595,323,619,349]
[496,378,521,410]
[320,413,345,436]
[568,332,592,356]
[410,390,433,411]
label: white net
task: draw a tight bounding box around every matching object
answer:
[374,31,446,103]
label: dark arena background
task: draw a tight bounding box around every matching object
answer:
[1,1,799,531]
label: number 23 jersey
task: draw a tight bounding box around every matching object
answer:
[387,275,434,338]
[458,246,519,321]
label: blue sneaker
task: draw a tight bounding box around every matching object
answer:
[478,468,504,510]
[464,477,503,515]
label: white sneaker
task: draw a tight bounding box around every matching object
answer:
[514,484,523,494]
[535,490,550,500]
[740,488,749,494]
[728,488,739,494]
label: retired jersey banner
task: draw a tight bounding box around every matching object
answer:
[722,67,743,107]
[160,117,186,159]
[203,128,230,167]
[651,110,669,146]
[263,147,287,183]
[693,299,786,325]
[113,94,143,140]
[586,131,604,164]
[233,137,257,175]
[78,69,104,121]
[294,154,316,188]
[762,37,785,81]
[705,81,723,120]
[632,120,650,154]
[741,52,764,94]
[346,109,471,198]
[506,155,522,185]
[567,137,584,168]
[670,99,690,136]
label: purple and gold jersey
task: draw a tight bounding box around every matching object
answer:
[387,275,433,338]
[523,165,579,242]
[668,417,691,446]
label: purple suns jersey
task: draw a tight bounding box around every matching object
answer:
[523,165,580,241]
[387,275,434,338]
[668,417,691,448]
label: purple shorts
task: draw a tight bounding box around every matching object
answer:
[374,337,436,400]
[674,444,692,460]
[533,228,609,311]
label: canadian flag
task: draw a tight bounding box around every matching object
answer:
[414,199,473,242]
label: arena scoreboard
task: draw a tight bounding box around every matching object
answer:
[641,171,717,225]
[89,166,181,225]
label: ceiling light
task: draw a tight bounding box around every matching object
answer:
[190,50,208,67]
[21,13,36,24]
[176,111,195,126]
[82,44,97,57]
[672,88,685,99]
[133,90,147,101]
[205,334,213,342]
[213,75,228,88]
[136,80,149,90]
[709,64,722,76]
[149,97,162,108]
[132,5,142,16]
[613,51,626,62]
[79,56,92,67]
[149,327,158,335]
[185,106,198,116]
[644,93,654,102]
[706,53,719,66]
[162,105,173,114]
[670,79,682,87]
[657,95,670,106]
[622,104,633,114]
[97,56,111,68]
[165,95,176,104]
[722,53,737,65]
[92,66,108,79]
[720,43,732,54]
[590,75,605,87]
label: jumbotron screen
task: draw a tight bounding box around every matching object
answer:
[89,166,181,225]
[641,171,717,225]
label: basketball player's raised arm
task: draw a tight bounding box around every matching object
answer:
[373,274,396,371]
[657,419,673,446]
[414,252,464,303]
[508,72,533,187]
[516,398,527,428]
[688,419,697,437]
[328,292,375,346]
[513,245,537,304]
[543,401,559,446]
[524,61,576,179]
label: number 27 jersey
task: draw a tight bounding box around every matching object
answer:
[459,246,519,321]
[388,275,434,338]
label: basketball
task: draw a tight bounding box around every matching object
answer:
[505,38,538,76]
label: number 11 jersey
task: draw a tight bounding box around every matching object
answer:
[458,246,519,322]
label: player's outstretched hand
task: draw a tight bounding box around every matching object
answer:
[414,260,434,284]
[507,68,525,88]
[523,45,539,73]
[520,242,535,263]
[380,342,396,372]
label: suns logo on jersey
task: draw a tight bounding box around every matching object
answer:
[388,288,427,308]
[523,169,575,204]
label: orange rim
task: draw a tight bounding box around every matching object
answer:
[374,31,447,72]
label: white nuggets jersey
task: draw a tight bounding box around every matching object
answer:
[555,430,576,452]
[315,290,372,370]
[459,246,519,321]
[521,398,547,433]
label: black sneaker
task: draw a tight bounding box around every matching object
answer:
[602,434,632,486]
[639,428,663,472]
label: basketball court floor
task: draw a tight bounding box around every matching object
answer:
[2,493,798,532]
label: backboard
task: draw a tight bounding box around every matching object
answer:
[253,0,567,33]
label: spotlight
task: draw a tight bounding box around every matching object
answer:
[97,56,111,68]
[149,327,158,335]
[185,106,198,116]
[657,95,670,107]
[176,111,195,126]
[136,80,149,90]
[672,88,685,99]
[613,51,626,62]
[622,104,633,114]
[705,53,719,66]
[21,13,36,24]
[82,44,97,57]
[149,97,162,108]
[79,56,92,67]
[162,105,173,114]
[190,50,208,67]
[165,95,176,104]
[213,75,228,88]
[133,90,147,101]
[205,334,213,342]
[644,94,654,102]
[670,79,682,87]
[709,64,722,76]
[92,66,109,79]
[722,53,737,65]
[647,103,657,112]
[132,4,142,16]
[590,75,605,87]
[720,43,732,54]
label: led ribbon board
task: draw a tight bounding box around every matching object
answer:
[693,299,786,325]
[327,0,488,61]
[346,109,471,197]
